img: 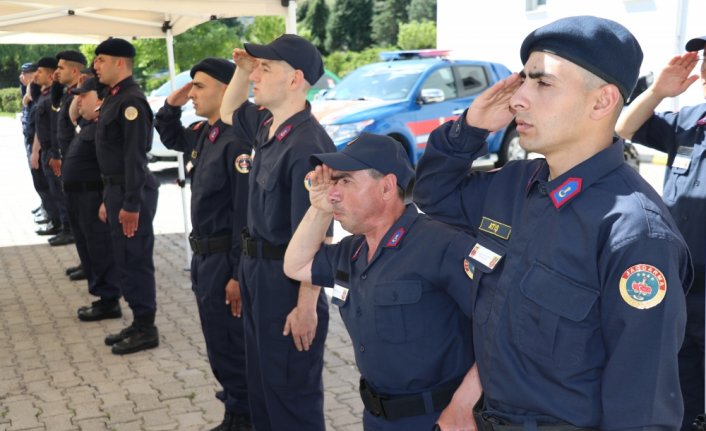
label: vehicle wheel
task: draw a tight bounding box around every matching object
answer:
[623,140,640,171]
[496,126,527,167]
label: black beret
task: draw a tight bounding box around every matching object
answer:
[95,38,135,58]
[36,57,58,69]
[190,58,235,84]
[520,15,643,100]
[21,62,37,73]
[245,34,323,85]
[686,36,706,52]
[56,50,87,66]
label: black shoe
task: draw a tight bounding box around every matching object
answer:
[69,268,87,281]
[36,222,61,236]
[77,299,121,321]
[211,412,253,431]
[49,232,75,246]
[111,325,159,355]
[34,212,50,224]
[31,205,42,215]
[66,264,82,276]
[105,324,137,346]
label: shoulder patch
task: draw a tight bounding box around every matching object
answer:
[619,264,667,309]
[124,106,138,121]
[304,170,315,191]
[235,154,252,174]
[464,259,475,280]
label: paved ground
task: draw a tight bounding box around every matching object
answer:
[0,117,363,431]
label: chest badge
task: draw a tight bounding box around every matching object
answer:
[619,264,667,310]
[479,217,511,240]
[235,154,252,174]
[304,170,315,191]
[208,126,220,142]
[550,177,582,209]
[469,243,501,270]
[191,149,198,159]
[464,259,475,280]
[124,106,138,121]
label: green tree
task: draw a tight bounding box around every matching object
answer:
[0,44,81,88]
[297,0,310,22]
[327,0,373,52]
[371,0,410,47]
[304,0,330,54]
[244,16,286,45]
[324,46,389,78]
[408,0,436,22]
[397,20,436,50]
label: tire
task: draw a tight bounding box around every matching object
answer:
[623,140,640,171]
[496,126,527,167]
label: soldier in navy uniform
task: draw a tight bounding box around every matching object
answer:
[155,58,252,431]
[616,39,706,430]
[61,76,122,324]
[414,16,691,429]
[92,38,160,355]
[220,34,335,431]
[30,56,65,238]
[284,133,481,431]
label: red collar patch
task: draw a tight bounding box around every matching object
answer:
[276,125,292,141]
[549,177,583,209]
[352,240,365,261]
[697,117,706,127]
[110,86,120,96]
[208,126,220,142]
[385,227,406,248]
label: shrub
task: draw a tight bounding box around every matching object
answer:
[0,87,22,113]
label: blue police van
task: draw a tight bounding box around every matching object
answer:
[312,50,521,166]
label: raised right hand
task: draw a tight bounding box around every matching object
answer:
[466,72,522,132]
[651,52,700,99]
[308,164,335,214]
[232,48,258,74]
[166,81,193,107]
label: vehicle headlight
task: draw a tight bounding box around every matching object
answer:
[323,120,374,144]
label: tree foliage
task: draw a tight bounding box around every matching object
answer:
[244,16,286,45]
[371,0,410,47]
[0,44,80,88]
[326,0,373,52]
[303,0,330,54]
[324,46,389,78]
[408,0,437,22]
[397,20,436,50]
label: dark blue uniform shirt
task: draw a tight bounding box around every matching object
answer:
[56,89,77,157]
[414,115,691,429]
[62,119,101,185]
[311,204,474,396]
[155,103,252,279]
[632,104,706,282]
[35,89,56,152]
[95,76,155,213]
[231,101,335,244]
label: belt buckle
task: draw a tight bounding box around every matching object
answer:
[360,381,388,418]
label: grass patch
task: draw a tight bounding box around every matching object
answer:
[0,112,17,118]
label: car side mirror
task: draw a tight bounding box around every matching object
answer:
[419,88,445,104]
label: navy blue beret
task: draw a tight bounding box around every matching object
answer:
[311,133,415,190]
[35,57,58,69]
[245,34,323,85]
[520,15,643,100]
[21,62,37,73]
[56,50,87,66]
[190,58,235,85]
[686,36,706,52]
[95,38,135,58]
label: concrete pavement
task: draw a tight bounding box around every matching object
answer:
[0,116,363,431]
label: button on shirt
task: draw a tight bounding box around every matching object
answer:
[414,115,691,428]
[231,101,335,244]
[155,103,252,279]
[632,104,706,281]
[311,204,474,396]
[95,77,155,212]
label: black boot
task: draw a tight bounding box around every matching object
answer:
[36,221,61,236]
[211,412,253,431]
[65,264,82,276]
[105,323,137,346]
[49,229,75,246]
[111,316,159,355]
[77,298,122,321]
[69,267,87,281]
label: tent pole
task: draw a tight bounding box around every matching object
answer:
[285,0,297,34]
[165,21,193,273]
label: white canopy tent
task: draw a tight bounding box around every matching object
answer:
[0,0,298,267]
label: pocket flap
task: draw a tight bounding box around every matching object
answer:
[374,281,422,306]
[520,262,599,322]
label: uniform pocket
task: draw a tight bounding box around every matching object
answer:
[373,281,423,343]
[514,261,599,366]
[467,236,507,325]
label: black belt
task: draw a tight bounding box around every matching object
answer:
[472,409,596,431]
[240,230,287,260]
[101,174,125,186]
[189,233,232,255]
[63,180,104,193]
[359,377,460,421]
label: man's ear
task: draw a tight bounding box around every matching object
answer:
[381,174,398,200]
[590,84,621,121]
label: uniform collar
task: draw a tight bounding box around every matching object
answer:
[526,138,625,210]
[352,204,420,263]
[108,76,136,96]
[262,101,314,145]
[206,119,227,143]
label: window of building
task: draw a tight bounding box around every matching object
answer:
[526,0,547,11]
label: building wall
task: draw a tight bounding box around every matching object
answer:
[437,0,706,109]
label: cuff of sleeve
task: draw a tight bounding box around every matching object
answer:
[448,110,491,154]
[163,101,182,112]
[122,201,141,213]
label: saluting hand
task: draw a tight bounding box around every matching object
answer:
[118,209,139,238]
[466,72,522,132]
[651,52,700,99]
[308,164,335,214]
[225,278,242,317]
[166,82,193,107]
[232,48,258,74]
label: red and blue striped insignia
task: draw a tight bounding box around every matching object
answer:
[208,126,220,142]
[352,240,365,261]
[276,125,292,141]
[550,177,582,209]
[385,228,406,248]
[110,85,120,96]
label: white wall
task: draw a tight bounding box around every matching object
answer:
[437,0,706,109]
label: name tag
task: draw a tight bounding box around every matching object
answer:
[331,284,349,306]
[469,243,502,270]
[673,146,693,171]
